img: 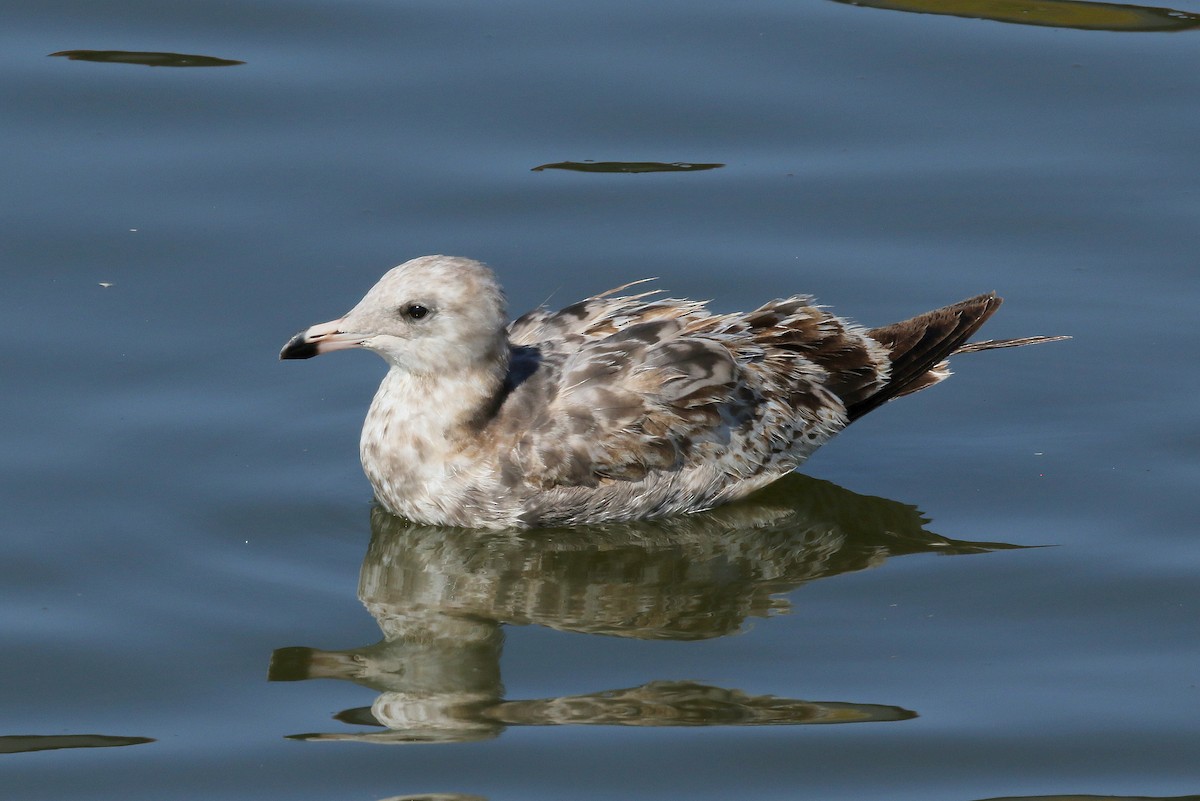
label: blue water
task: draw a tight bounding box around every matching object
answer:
[3,1,1198,799]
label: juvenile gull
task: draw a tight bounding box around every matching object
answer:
[281,255,1065,529]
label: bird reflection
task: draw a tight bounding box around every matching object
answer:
[270,474,1023,744]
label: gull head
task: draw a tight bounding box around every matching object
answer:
[280,255,509,373]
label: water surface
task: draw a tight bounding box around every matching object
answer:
[2,0,1198,799]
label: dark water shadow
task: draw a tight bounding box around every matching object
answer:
[0,734,153,754]
[531,161,724,173]
[270,474,1029,744]
[976,794,1200,800]
[377,795,486,801]
[48,50,245,67]
[832,0,1200,31]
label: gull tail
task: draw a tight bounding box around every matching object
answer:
[846,293,1068,422]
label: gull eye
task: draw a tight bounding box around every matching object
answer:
[403,303,431,321]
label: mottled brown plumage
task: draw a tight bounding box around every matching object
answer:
[281,256,1066,528]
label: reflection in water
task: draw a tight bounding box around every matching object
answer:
[369,790,1200,801]
[48,50,245,67]
[377,796,487,801]
[834,0,1200,31]
[531,161,724,173]
[0,734,153,754]
[977,795,1200,800]
[272,475,1023,744]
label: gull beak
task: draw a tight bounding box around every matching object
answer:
[280,318,363,360]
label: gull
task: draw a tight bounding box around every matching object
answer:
[281,255,1065,529]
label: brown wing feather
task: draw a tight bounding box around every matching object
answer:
[505,317,725,488]
[497,293,892,492]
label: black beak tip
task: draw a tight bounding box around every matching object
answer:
[267,646,316,681]
[280,330,318,360]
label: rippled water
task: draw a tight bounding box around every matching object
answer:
[3,1,1198,799]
